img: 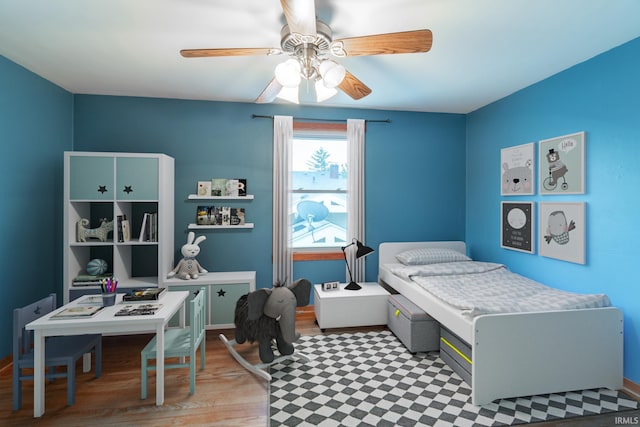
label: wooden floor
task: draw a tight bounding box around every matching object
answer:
[2,309,638,426]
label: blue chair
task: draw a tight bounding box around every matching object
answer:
[141,287,206,398]
[13,294,102,411]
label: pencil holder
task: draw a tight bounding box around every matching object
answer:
[102,292,116,307]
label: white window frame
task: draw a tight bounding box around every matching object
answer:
[272,117,367,283]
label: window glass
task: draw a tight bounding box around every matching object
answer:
[291,137,347,249]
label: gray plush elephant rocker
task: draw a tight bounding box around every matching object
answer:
[234,279,311,364]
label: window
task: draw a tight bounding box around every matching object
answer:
[273,117,365,279]
[291,134,348,249]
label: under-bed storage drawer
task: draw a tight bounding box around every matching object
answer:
[387,294,440,353]
[440,327,472,386]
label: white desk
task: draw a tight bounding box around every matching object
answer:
[26,291,189,418]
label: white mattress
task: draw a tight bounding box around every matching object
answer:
[388,261,611,318]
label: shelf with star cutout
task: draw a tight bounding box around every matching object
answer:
[164,271,256,329]
[64,152,175,304]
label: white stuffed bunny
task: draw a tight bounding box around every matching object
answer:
[167,232,208,280]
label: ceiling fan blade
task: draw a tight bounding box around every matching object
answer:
[255,78,283,104]
[280,0,316,36]
[180,48,279,58]
[338,71,372,100]
[335,29,433,57]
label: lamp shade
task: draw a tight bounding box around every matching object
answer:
[276,85,299,104]
[315,79,338,102]
[319,60,346,88]
[355,241,374,258]
[275,59,302,88]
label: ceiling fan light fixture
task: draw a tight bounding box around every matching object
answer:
[315,79,338,102]
[275,58,302,88]
[276,85,300,104]
[319,60,346,88]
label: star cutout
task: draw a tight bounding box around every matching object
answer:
[98,185,108,194]
[217,289,226,297]
[123,186,133,194]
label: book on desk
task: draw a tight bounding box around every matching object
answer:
[115,303,162,316]
[50,305,104,319]
[122,287,166,302]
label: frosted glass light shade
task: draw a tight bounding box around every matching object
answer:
[275,59,302,88]
[319,60,346,88]
[315,79,338,102]
[276,85,299,104]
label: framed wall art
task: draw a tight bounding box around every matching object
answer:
[501,201,535,253]
[539,131,585,195]
[539,202,585,264]
[501,142,535,195]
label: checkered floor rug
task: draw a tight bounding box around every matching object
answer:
[269,330,638,426]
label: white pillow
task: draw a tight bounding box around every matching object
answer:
[395,248,471,265]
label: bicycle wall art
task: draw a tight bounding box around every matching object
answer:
[538,131,586,195]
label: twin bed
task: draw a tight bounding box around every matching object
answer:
[378,241,623,405]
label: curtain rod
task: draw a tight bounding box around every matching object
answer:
[251,114,391,124]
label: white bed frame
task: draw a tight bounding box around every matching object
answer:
[378,241,623,406]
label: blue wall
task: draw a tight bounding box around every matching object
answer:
[0,56,73,358]
[466,37,640,383]
[72,97,466,290]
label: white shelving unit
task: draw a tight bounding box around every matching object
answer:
[63,152,174,303]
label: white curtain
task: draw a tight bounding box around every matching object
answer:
[272,115,293,285]
[347,119,366,282]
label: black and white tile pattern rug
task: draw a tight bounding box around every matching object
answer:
[269,330,638,426]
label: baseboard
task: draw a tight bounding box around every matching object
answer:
[624,378,640,401]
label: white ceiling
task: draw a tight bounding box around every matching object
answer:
[1,0,639,114]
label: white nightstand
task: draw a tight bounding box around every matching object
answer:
[313,282,390,331]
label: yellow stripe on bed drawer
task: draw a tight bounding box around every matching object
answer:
[440,336,472,365]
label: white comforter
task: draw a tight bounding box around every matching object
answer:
[387,262,611,318]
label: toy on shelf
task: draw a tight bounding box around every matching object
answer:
[76,218,113,242]
[167,231,207,280]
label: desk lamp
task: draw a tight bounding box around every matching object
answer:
[341,239,374,290]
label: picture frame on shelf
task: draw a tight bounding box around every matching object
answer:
[197,181,212,197]
[230,208,245,225]
[501,142,535,195]
[539,131,586,195]
[501,201,535,253]
[225,179,240,197]
[196,205,217,226]
[539,202,585,264]
[211,178,227,197]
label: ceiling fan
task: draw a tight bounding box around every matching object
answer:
[180,0,433,104]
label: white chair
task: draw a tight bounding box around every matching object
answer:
[141,287,206,398]
[13,293,102,410]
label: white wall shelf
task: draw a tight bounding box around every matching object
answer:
[187,194,254,200]
[188,223,254,230]
[187,192,254,230]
